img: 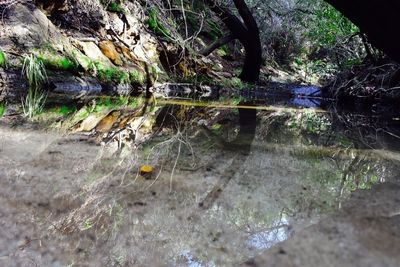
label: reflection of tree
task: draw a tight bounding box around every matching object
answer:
[199,106,256,209]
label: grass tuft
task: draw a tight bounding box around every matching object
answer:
[21,54,48,119]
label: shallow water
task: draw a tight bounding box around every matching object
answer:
[1,101,400,266]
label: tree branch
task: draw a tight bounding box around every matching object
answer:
[199,34,235,56]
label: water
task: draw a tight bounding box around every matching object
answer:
[1,93,400,266]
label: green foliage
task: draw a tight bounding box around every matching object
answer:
[307,4,358,48]
[89,96,138,113]
[21,54,48,118]
[146,9,172,40]
[0,103,5,117]
[211,123,222,134]
[0,49,6,68]
[220,77,248,89]
[107,1,123,13]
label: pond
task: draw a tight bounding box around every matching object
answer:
[0,90,400,266]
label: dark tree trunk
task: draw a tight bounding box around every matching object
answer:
[325,0,400,63]
[204,0,262,83]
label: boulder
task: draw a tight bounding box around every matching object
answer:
[78,41,113,67]
[99,41,123,66]
[0,3,65,51]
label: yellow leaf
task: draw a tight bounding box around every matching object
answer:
[140,165,154,174]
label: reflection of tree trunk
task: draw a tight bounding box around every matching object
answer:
[325,0,400,63]
[199,1,260,209]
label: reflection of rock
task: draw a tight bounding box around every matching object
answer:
[51,75,102,95]
[73,111,110,132]
[0,70,27,101]
[96,110,121,133]
[99,41,123,66]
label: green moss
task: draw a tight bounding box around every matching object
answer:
[107,2,124,13]
[58,105,77,116]
[38,55,78,71]
[0,103,5,117]
[100,0,124,13]
[146,9,172,40]
[0,49,6,68]
[129,69,145,85]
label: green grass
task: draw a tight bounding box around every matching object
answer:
[22,54,47,89]
[21,54,48,118]
[0,103,5,117]
[0,49,6,68]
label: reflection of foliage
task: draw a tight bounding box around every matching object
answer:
[288,111,331,134]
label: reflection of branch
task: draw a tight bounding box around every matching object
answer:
[199,107,256,210]
[337,155,362,208]
[246,224,289,235]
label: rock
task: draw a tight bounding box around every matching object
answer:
[107,13,125,34]
[99,41,123,66]
[0,69,28,101]
[35,0,69,15]
[119,45,134,61]
[0,3,65,50]
[69,49,93,71]
[78,42,113,67]
[132,37,158,62]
